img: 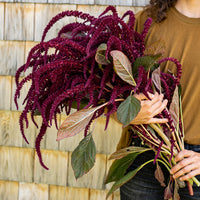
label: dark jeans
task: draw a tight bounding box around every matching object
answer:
[120,143,200,200]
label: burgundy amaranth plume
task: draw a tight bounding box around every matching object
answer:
[14,6,181,170]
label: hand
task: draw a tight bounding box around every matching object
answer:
[170,149,200,181]
[130,92,168,125]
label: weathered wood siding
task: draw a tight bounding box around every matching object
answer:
[0,1,147,199]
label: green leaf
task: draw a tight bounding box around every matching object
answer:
[106,148,151,184]
[106,159,154,199]
[110,50,136,86]
[105,152,139,184]
[133,55,161,76]
[109,146,150,160]
[117,94,141,127]
[71,132,96,179]
[57,103,107,141]
[95,43,111,65]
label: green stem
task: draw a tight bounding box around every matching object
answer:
[150,123,171,147]
[192,177,200,187]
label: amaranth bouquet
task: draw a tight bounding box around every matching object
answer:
[14,6,200,199]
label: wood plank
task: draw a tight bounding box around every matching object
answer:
[49,185,68,200]
[34,4,77,42]
[11,76,32,111]
[0,180,19,200]
[59,113,85,152]
[0,181,19,200]
[77,4,108,19]
[48,0,94,4]
[0,110,22,147]
[60,115,121,155]
[103,117,122,155]
[0,0,13,2]
[0,41,25,76]
[116,6,144,18]
[105,155,114,190]
[67,187,89,200]
[15,0,47,2]
[50,185,90,200]
[34,115,60,150]
[0,110,36,148]
[68,153,106,190]
[113,190,120,200]
[50,185,91,200]
[0,76,11,110]
[34,149,68,186]
[89,189,113,200]
[94,0,132,6]
[19,182,48,200]
[132,0,149,6]
[5,3,34,41]
[0,3,4,40]
[0,146,34,182]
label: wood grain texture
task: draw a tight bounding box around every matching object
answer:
[59,115,121,155]
[0,180,19,200]
[0,110,36,148]
[103,117,122,155]
[50,185,90,200]
[77,4,107,19]
[66,187,89,200]
[0,41,25,76]
[89,189,113,200]
[19,182,48,200]
[48,0,94,4]
[0,76,11,110]
[0,4,4,40]
[34,149,68,186]
[0,110,22,147]
[15,0,47,2]
[5,3,34,41]
[95,0,132,6]
[68,153,106,190]
[59,113,85,152]
[34,4,77,41]
[105,155,115,190]
[113,190,120,200]
[0,0,13,2]
[116,5,143,18]
[11,76,32,111]
[132,0,149,6]
[34,115,60,150]
[0,146,34,182]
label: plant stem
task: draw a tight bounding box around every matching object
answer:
[150,123,171,147]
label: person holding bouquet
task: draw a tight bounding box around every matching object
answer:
[118,0,200,199]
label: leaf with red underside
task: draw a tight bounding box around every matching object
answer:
[110,50,136,86]
[57,103,107,141]
[155,162,166,187]
[169,86,179,128]
[144,40,166,58]
[152,67,161,93]
[95,43,111,65]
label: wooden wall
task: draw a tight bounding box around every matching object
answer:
[0,1,147,199]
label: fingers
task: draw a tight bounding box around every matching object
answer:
[131,92,168,125]
[170,150,200,181]
[146,117,168,124]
